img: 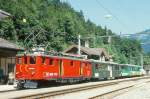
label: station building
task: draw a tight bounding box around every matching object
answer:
[64,45,111,61]
[144,65,150,75]
[0,38,23,83]
[0,10,23,83]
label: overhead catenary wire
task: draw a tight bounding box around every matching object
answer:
[95,0,131,34]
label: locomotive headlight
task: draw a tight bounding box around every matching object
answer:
[46,72,49,76]
[16,72,19,75]
[31,71,36,75]
[28,67,36,75]
[43,72,49,77]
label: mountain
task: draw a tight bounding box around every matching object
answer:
[130,29,150,53]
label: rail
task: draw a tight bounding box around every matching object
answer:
[13,76,150,99]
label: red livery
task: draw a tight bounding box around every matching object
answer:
[15,53,92,88]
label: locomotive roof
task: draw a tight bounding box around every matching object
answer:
[17,53,142,67]
[17,53,91,62]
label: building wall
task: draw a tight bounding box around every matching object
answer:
[144,65,150,75]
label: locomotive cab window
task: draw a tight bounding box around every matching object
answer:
[42,57,46,64]
[30,56,36,64]
[17,57,22,64]
[24,56,27,64]
[85,63,87,66]
[49,59,54,65]
[70,61,74,66]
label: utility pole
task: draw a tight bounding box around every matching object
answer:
[78,35,81,55]
[93,35,96,47]
[140,53,143,68]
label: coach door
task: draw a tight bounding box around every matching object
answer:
[108,65,112,78]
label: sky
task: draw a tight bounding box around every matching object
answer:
[61,0,150,35]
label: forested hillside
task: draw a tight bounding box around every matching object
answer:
[0,0,142,64]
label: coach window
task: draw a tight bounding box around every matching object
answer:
[24,56,27,64]
[95,64,98,70]
[121,66,125,70]
[115,66,119,70]
[17,57,22,64]
[70,61,74,66]
[30,56,36,64]
[49,59,54,66]
[132,67,135,71]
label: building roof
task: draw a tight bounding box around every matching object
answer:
[64,45,109,59]
[0,38,23,51]
[0,10,11,19]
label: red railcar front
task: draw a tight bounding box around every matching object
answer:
[15,54,61,88]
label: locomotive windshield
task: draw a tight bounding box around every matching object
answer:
[49,59,54,65]
[17,57,22,64]
[24,56,27,64]
[30,56,36,64]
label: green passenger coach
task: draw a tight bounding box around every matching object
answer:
[91,61,110,80]
[120,64,143,77]
[91,60,143,80]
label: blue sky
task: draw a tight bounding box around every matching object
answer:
[61,0,150,35]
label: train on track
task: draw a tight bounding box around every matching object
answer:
[15,49,144,89]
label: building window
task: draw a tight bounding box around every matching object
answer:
[24,56,27,64]
[49,59,54,65]
[30,56,36,64]
[17,57,22,64]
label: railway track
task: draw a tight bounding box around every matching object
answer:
[89,80,150,99]
[89,85,134,99]
[0,76,150,99]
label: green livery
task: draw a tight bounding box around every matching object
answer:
[120,64,142,76]
[91,60,143,80]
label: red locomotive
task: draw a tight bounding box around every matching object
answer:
[15,50,92,88]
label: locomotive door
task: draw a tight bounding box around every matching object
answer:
[80,62,83,76]
[59,59,63,77]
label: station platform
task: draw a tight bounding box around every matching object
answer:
[0,85,15,92]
